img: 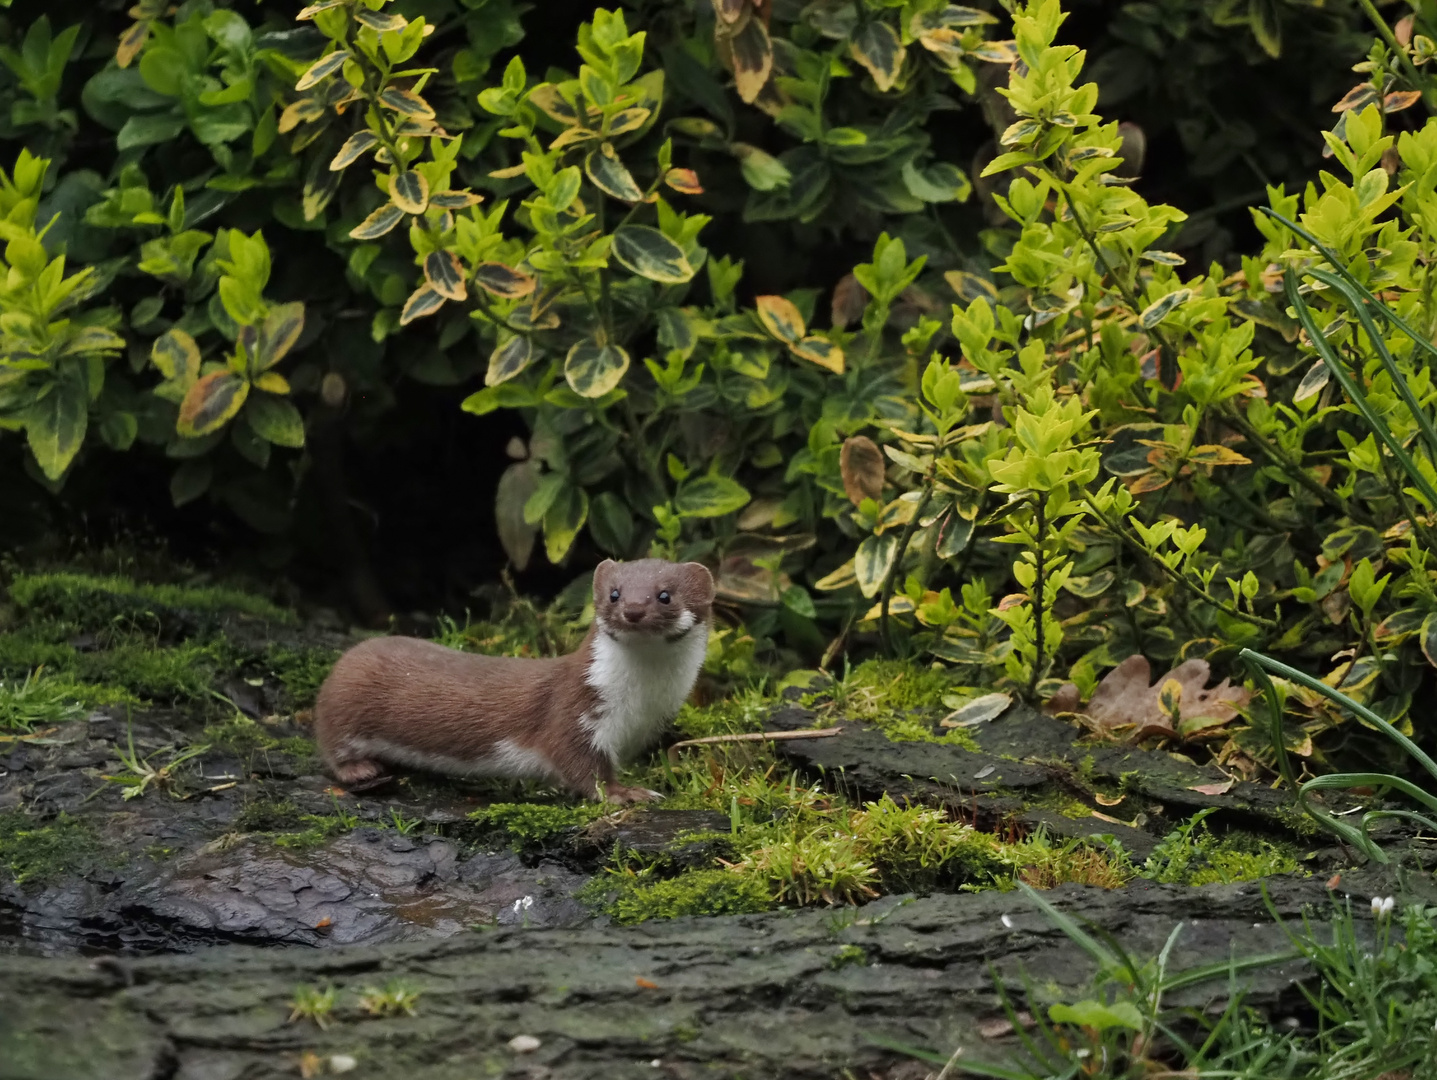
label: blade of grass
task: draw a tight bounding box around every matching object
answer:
[1283,268,1437,510]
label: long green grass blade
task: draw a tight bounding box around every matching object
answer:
[1282,269,1437,509]
[1307,265,1437,472]
[1260,207,1437,364]
[1239,648,1437,781]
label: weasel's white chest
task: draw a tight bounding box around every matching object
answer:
[582,623,708,764]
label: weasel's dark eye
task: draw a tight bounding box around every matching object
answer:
[609,588,620,602]
[657,591,671,604]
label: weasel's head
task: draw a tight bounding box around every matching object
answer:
[593,558,715,641]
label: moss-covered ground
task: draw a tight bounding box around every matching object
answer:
[0,557,1332,940]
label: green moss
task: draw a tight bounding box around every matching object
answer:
[7,571,289,630]
[1140,810,1302,886]
[468,802,608,849]
[0,626,229,706]
[273,815,357,850]
[804,659,980,749]
[583,868,773,924]
[263,644,337,708]
[206,717,316,765]
[673,688,775,739]
[0,811,105,885]
[236,797,305,832]
[830,943,867,969]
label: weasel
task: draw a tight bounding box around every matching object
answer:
[312,558,714,803]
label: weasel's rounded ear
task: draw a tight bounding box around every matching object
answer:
[593,559,616,596]
[684,562,716,605]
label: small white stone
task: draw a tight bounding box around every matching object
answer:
[649,1060,662,1068]
[330,1054,358,1074]
[1000,914,1014,929]
[508,1035,541,1053]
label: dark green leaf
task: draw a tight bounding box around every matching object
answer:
[391,171,429,214]
[349,202,405,240]
[589,491,635,555]
[380,87,435,119]
[850,21,905,92]
[296,50,349,92]
[400,283,446,325]
[486,335,537,386]
[424,250,467,301]
[584,145,645,203]
[565,339,631,398]
[330,130,378,171]
[474,262,537,299]
[170,458,212,507]
[611,225,694,284]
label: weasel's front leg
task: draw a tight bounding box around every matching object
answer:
[560,752,662,805]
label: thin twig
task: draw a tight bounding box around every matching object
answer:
[666,728,843,765]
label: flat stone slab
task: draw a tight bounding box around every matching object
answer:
[0,876,1350,1080]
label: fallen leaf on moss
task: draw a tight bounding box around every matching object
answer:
[1048,655,1250,740]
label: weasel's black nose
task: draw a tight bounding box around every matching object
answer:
[623,604,645,623]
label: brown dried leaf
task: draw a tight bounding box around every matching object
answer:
[1080,655,1250,739]
[831,273,870,329]
[840,436,885,505]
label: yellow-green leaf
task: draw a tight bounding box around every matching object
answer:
[391,170,429,214]
[62,327,125,355]
[1139,288,1191,329]
[1188,444,1252,466]
[178,371,249,437]
[791,336,844,374]
[850,21,906,92]
[543,483,588,564]
[528,84,581,126]
[1294,361,1331,403]
[349,202,405,240]
[354,8,407,32]
[380,87,435,119]
[756,295,806,344]
[814,558,858,591]
[279,98,326,133]
[565,339,631,398]
[486,335,537,387]
[23,369,88,481]
[116,20,150,69]
[257,301,305,370]
[297,0,346,17]
[400,283,446,325]
[664,168,703,195]
[854,532,899,598]
[246,394,305,448]
[296,50,349,92]
[424,250,467,301]
[584,145,644,203]
[330,130,378,171]
[151,328,201,382]
[610,225,694,284]
[474,262,537,299]
[429,189,483,209]
[675,475,751,518]
[730,15,773,104]
[253,371,290,394]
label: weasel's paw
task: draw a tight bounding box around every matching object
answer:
[333,759,386,788]
[603,784,665,805]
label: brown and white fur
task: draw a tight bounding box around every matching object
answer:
[313,559,714,803]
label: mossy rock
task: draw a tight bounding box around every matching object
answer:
[581,867,773,924]
[5,572,290,637]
